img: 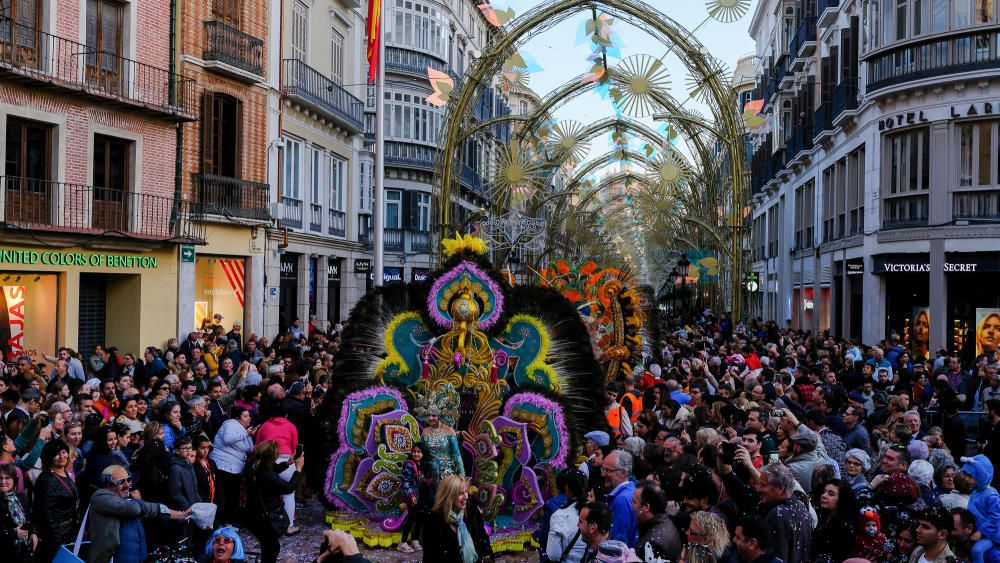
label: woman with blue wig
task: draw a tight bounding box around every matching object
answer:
[205,527,246,563]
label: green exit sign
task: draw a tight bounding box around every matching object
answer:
[181,245,195,263]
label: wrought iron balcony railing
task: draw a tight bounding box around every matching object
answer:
[0,16,195,120]
[384,46,451,78]
[2,176,204,241]
[866,29,1000,93]
[203,20,264,77]
[191,174,270,221]
[384,228,404,252]
[410,230,430,253]
[832,77,859,116]
[283,59,364,133]
[328,209,346,237]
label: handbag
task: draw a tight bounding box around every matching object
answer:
[251,466,289,534]
[54,507,89,563]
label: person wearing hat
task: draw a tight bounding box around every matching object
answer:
[580,431,610,479]
[88,464,190,563]
[961,454,1000,563]
[785,430,824,494]
[854,505,889,563]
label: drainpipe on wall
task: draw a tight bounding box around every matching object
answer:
[168,0,184,236]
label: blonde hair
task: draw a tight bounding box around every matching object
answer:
[690,511,731,558]
[695,427,720,449]
[253,440,280,470]
[432,475,468,519]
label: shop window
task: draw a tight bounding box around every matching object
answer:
[0,274,58,364]
[92,135,131,231]
[194,257,245,331]
[883,127,929,228]
[201,92,242,178]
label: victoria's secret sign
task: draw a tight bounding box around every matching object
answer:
[873,253,1000,274]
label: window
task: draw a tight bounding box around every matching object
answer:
[794,181,815,250]
[956,120,1000,219]
[358,160,373,212]
[309,147,321,205]
[822,146,866,241]
[92,135,130,228]
[417,192,430,231]
[956,0,972,26]
[201,92,242,178]
[978,0,994,23]
[883,128,930,228]
[4,118,51,223]
[86,0,124,80]
[291,0,308,61]
[932,0,949,31]
[0,0,41,67]
[519,100,529,115]
[331,30,344,85]
[212,0,240,26]
[389,0,447,59]
[330,156,345,211]
[766,205,780,258]
[282,137,301,200]
[385,190,402,229]
[382,89,443,145]
[847,147,865,235]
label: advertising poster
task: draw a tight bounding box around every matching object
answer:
[911,307,930,360]
[1,286,25,361]
[0,278,57,364]
[976,308,1000,358]
[195,258,245,331]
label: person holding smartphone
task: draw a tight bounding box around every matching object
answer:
[255,403,299,535]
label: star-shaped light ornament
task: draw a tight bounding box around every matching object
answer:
[653,150,690,191]
[426,68,454,107]
[546,120,592,166]
[501,66,531,93]
[706,0,751,23]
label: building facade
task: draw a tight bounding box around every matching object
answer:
[748,0,1000,358]
[0,0,202,361]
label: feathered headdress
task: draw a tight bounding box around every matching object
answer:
[413,381,460,426]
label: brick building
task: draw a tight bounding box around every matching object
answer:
[0,0,202,360]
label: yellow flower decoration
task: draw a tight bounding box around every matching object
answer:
[441,232,488,258]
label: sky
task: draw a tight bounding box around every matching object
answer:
[495,0,758,163]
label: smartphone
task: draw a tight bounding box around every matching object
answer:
[295,444,304,459]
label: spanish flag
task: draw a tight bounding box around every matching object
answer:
[367,0,381,83]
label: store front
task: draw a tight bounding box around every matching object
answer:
[354,258,373,291]
[279,253,299,333]
[327,258,342,325]
[194,257,246,331]
[412,268,430,283]
[0,246,179,362]
[383,267,403,285]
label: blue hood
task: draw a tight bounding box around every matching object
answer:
[962,455,995,492]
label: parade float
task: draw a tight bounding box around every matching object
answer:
[318,234,608,551]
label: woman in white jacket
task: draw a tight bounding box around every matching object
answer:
[545,470,588,563]
[209,407,256,525]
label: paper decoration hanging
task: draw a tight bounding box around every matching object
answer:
[426,68,454,107]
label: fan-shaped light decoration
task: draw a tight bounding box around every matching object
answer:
[706,0,751,23]
[653,150,690,190]
[491,140,547,197]
[426,68,454,107]
[501,66,530,93]
[479,3,515,26]
[546,120,592,165]
[610,54,670,117]
[743,99,765,130]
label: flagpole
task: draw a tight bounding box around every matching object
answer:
[373,1,386,288]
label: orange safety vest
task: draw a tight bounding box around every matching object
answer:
[606,404,626,438]
[621,390,643,423]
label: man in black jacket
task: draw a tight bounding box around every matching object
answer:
[632,480,681,562]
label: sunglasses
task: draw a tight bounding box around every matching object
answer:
[112,476,132,487]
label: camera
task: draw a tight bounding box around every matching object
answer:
[770,408,785,418]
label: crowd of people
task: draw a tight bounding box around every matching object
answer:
[9,307,1000,563]
[0,314,373,563]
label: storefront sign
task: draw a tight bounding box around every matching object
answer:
[279,255,298,282]
[878,111,929,130]
[846,259,865,276]
[383,267,402,283]
[2,286,25,360]
[354,259,372,273]
[327,260,341,283]
[0,249,159,269]
[873,253,1000,273]
[412,268,430,282]
[951,103,1000,119]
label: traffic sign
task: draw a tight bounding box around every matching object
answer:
[181,245,195,263]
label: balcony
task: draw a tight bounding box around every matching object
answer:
[328,209,346,237]
[191,174,270,221]
[283,59,364,133]
[866,29,1000,94]
[203,21,264,80]
[0,17,195,120]
[818,0,840,27]
[385,141,436,170]
[309,203,322,232]
[954,191,1000,222]
[280,196,302,229]
[384,228,404,252]
[788,17,817,71]
[813,101,834,142]
[384,46,451,79]
[460,164,486,196]
[2,176,204,242]
[410,230,430,253]
[832,77,859,123]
